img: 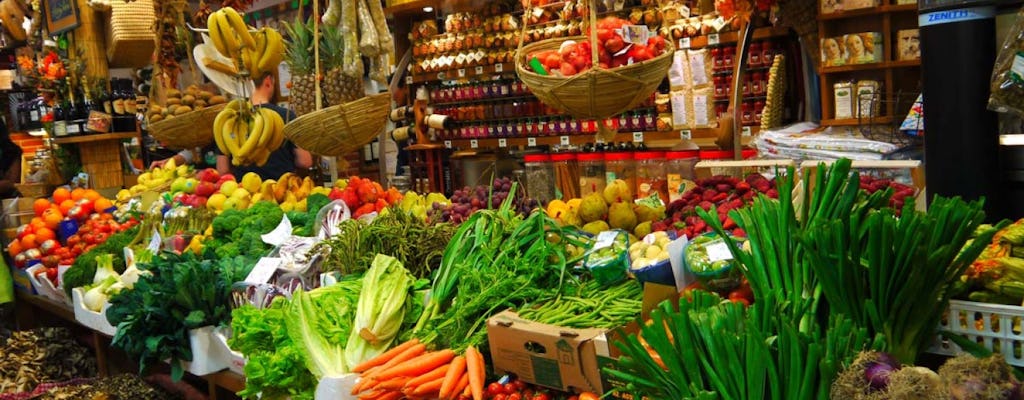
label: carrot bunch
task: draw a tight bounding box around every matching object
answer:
[352,339,487,400]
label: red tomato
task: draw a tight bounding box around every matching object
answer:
[487,383,505,397]
[512,380,527,391]
[493,395,508,400]
[579,393,600,400]
[94,232,109,244]
[532,394,550,400]
[66,235,81,247]
[46,267,57,282]
[502,383,517,394]
[508,394,522,400]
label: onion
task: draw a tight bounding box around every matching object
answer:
[865,361,896,391]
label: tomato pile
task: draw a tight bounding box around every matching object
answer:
[529,16,667,76]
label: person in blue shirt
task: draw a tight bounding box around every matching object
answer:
[216,71,312,180]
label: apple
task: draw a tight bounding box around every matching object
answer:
[191,196,207,208]
[183,178,199,194]
[173,192,188,204]
[218,174,236,184]
[220,180,239,197]
[195,181,217,197]
[170,177,188,193]
[196,168,220,183]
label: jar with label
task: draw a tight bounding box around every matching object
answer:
[714,76,726,98]
[754,100,765,124]
[711,47,723,70]
[635,151,669,204]
[550,153,579,200]
[742,75,751,95]
[578,152,606,196]
[752,72,764,95]
[761,41,774,64]
[723,46,735,69]
[748,42,762,67]
[742,101,754,125]
[524,153,555,205]
[666,150,699,203]
[604,151,636,195]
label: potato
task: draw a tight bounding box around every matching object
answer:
[180,94,196,106]
[193,100,207,109]
[166,97,181,106]
[208,95,227,105]
[149,114,164,123]
[166,89,181,98]
[174,105,192,115]
[166,104,179,115]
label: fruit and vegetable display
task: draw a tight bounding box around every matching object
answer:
[958,219,1024,305]
[545,179,666,240]
[655,173,778,239]
[516,279,642,329]
[525,16,669,76]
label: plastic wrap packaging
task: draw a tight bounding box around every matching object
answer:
[691,87,715,128]
[668,50,689,87]
[989,5,1024,116]
[687,48,711,86]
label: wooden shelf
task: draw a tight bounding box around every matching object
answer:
[52,131,137,145]
[412,62,515,84]
[889,59,921,68]
[818,3,918,20]
[432,128,760,150]
[820,116,893,126]
[677,26,792,50]
[819,59,920,74]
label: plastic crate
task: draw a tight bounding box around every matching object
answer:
[72,287,117,336]
[929,300,1024,366]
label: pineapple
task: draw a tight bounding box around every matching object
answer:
[282,16,321,116]
[321,25,364,106]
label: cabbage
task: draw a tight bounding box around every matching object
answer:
[344,254,414,370]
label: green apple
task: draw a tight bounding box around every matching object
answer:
[219,180,239,197]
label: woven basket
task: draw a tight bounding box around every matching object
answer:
[148,103,226,150]
[105,0,156,68]
[516,36,674,120]
[283,92,389,157]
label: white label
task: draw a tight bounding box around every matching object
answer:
[405,76,413,84]
[444,140,452,148]
[560,135,570,145]
[680,129,692,139]
[494,63,504,72]
[475,66,484,74]
[437,72,447,80]
[148,228,161,252]
[711,17,728,32]
[498,138,508,147]
[528,137,537,146]
[694,95,709,127]
[706,241,733,262]
[244,257,281,284]
[470,139,479,148]
[680,4,691,17]
[742,126,752,136]
[671,92,690,128]
[532,7,544,17]
[632,132,644,142]
[458,68,466,77]
[622,25,650,44]
[261,215,293,246]
[708,33,720,46]
[678,37,691,49]
[594,230,619,249]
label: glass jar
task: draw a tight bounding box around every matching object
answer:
[604,151,635,196]
[578,152,606,196]
[666,150,699,203]
[550,153,579,200]
[524,153,555,205]
[748,42,762,67]
[635,151,668,204]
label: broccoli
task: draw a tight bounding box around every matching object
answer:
[212,209,245,236]
[306,194,330,217]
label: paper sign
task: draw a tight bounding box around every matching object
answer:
[495,63,503,72]
[680,129,692,139]
[667,236,691,291]
[475,66,484,74]
[444,140,452,149]
[261,215,293,246]
[594,230,619,249]
[708,33,720,46]
[632,132,644,142]
[742,126,752,136]
[244,257,281,284]
[437,72,447,80]
[560,136,570,145]
[123,247,136,270]
[148,228,161,252]
[498,138,507,147]
[527,137,537,146]
[405,76,413,84]
[458,68,466,77]
[679,37,691,49]
[470,139,479,149]
[622,25,650,44]
[706,241,734,262]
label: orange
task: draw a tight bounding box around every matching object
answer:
[29,217,45,230]
[33,198,51,217]
[59,199,74,215]
[42,210,62,230]
[93,198,113,212]
[70,188,86,201]
[52,187,71,204]
[7,239,22,256]
[35,227,55,242]
[20,233,38,249]
[84,190,101,202]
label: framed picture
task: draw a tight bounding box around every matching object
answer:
[44,0,79,36]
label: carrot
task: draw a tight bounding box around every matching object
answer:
[375,349,456,381]
[377,376,412,391]
[412,376,446,396]
[439,355,466,399]
[358,389,384,400]
[353,338,421,373]
[368,391,402,400]
[462,374,472,398]
[352,371,380,395]
[367,343,427,379]
[454,371,470,399]
[405,364,450,389]
[466,346,484,400]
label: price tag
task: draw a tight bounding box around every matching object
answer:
[632,132,644,142]
[708,33,720,46]
[622,25,650,44]
[680,129,692,140]
[498,138,508,147]
[405,76,413,84]
[558,135,570,145]
[678,37,691,49]
[437,72,447,80]
[706,241,734,262]
[444,140,452,149]
[527,137,537,146]
[495,63,504,73]
[470,139,479,148]
[458,68,466,78]
[742,126,752,136]
[244,257,281,284]
[475,66,484,75]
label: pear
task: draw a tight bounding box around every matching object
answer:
[582,220,610,236]
[579,193,609,223]
[608,201,638,232]
[634,221,653,239]
[603,179,633,204]
[635,204,666,222]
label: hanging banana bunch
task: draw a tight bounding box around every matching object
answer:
[207,6,283,78]
[213,99,286,166]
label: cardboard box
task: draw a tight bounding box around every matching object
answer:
[898,29,920,61]
[487,283,678,395]
[820,0,880,14]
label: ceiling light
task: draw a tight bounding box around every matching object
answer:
[423,6,434,12]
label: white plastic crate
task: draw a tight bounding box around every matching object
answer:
[179,326,229,375]
[212,326,246,375]
[929,299,1024,366]
[72,287,117,336]
[26,265,68,305]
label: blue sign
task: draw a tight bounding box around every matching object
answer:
[919,6,995,27]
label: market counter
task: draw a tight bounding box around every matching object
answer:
[13,290,245,400]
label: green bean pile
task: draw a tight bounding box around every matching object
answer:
[518,279,642,329]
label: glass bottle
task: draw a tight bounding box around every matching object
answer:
[53,101,67,136]
[112,79,125,115]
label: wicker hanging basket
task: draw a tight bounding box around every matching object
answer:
[515,0,674,120]
[148,103,226,150]
[283,92,390,157]
[105,0,156,68]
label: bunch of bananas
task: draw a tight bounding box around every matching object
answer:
[213,99,286,166]
[761,54,786,130]
[207,7,283,78]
